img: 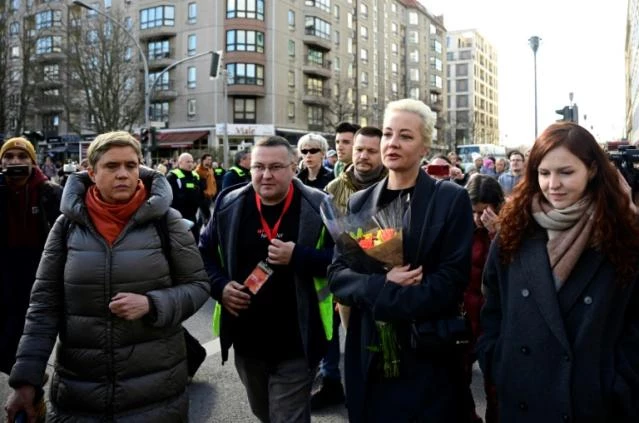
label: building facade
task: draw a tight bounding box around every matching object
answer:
[626,0,639,143]
[2,0,453,160]
[446,29,500,147]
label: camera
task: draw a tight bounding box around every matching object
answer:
[608,145,639,192]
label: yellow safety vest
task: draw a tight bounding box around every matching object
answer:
[212,227,333,341]
[170,168,200,189]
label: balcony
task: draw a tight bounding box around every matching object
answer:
[429,85,443,95]
[151,80,178,101]
[36,78,63,90]
[302,58,332,79]
[227,84,266,97]
[146,50,174,70]
[34,51,65,63]
[303,28,332,51]
[430,100,443,112]
[302,87,331,106]
[139,26,177,41]
[38,96,64,112]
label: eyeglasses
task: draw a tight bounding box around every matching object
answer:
[250,163,290,174]
[300,148,321,155]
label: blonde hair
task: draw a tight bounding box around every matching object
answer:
[383,99,436,148]
[297,133,329,155]
[87,131,143,168]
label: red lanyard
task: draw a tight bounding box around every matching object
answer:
[255,183,294,241]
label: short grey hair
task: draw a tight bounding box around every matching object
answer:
[87,131,142,168]
[383,99,436,148]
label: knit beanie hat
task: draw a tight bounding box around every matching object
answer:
[0,137,37,164]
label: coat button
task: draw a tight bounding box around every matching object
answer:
[583,296,593,305]
[520,346,530,355]
[518,401,528,411]
[563,415,570,422]
[521,288,530,298]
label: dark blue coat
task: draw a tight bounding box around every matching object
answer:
[328,171,474,423]
[477,228,639,422]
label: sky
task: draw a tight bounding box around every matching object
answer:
[422,0,628,147]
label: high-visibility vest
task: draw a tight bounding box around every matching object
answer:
[170,168,200,189]
[229,166,246,178]
[214,168,225,176]
[212,227,333,341]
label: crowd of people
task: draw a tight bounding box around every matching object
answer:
[1,98,639,423]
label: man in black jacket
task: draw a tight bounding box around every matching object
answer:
[166,152,206,242]
[222,149,251,190]
[200,136,334,423]
[0,137,61,376]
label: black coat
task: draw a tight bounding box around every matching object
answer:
[477,228,639,422]
[328,171,474,423]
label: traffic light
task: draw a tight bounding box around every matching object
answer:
[209,51,223,79]
[150,127,157,150]
[140,127,149,145]
[556,106,571,122]
[555,105,578,123]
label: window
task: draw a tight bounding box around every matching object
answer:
[150,72,170,90]
[346,13,352,29]
[408,11,418,25]
[288,40,295,57]
[9,22,19,36]
[10,70,20,83]
[305,16,330,39]
[432,39,442,54]
[140,6,175,29]
[460,50,471,60]
[187,66,196,88]
[307,106,323,128]
[226,30,265,53]
[305,0,330,13]
[288,10,295,28]
[104,0,111,8]
[409,49,419,63]
[334,5,339,20]
[409,68,419,82]
[360,3,368,17]
[391,43,398,55]
[188,3,197,24]
[361,25,368,39]
[148,40,170,60]
[36,36,62,54]
[35,10,62,30]
[360,48,368,63]
[456,110,469,123]
[188,34,196,56]
[391,82,398,95]
[10,46,20,59]
[187,99,197,117]
[233,98,256,123]
[391,62,398,76]
[408,30,418,44]
[306,77,324,96]
[457,95,469,107]
[334,30,340,45]
[391,22,398,34]
[226,63,264,86]
[334,57,340,71]
[227,0,264,20]
[457,63,468,77]
[10,0,19,11]
[307,48,325,66]
[288,102,295,119]
[288,71,295,87]
[360,94,368,110]
[124,16,132,29]
[431,57,443,72]
[409,87,419,99]
[87,2,99,17]
[150,102,169,121]
[361,71,368,85]
[43,64,59,80]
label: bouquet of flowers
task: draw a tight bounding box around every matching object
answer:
[321,195,410,378]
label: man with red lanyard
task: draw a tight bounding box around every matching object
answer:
[199,136,334,423]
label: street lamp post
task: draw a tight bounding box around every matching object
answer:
[71,1,150,159]
[528,36,541,140]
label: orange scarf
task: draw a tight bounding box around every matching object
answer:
[86,180,148,246]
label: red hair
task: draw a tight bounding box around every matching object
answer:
[498,122,639,283]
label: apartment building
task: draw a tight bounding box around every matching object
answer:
[446,29,500,146]
[2,0,449,158]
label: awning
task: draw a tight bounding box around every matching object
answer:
[156,130,208,148]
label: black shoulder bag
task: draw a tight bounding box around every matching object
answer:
[409,180,471,356]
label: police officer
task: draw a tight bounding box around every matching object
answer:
[222,149,251,190]
[166,153,206,243]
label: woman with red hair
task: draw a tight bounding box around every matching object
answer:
[477,122,639,422]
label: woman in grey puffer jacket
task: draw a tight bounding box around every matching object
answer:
[5,132,210,422]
